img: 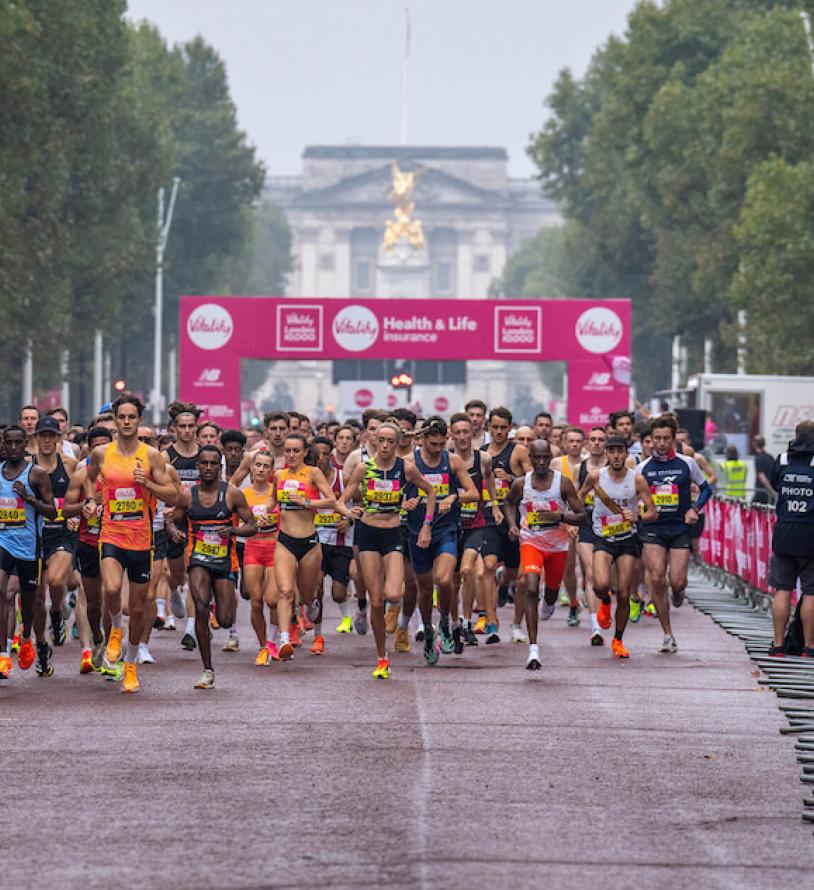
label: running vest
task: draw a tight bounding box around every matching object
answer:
[0,462,40,560]
[591,467,638,542]
[407,447,458,533]
[518,470,569,551]
[99,441,153,550]
[243,485,279,537]
[186,481,238,573]
[316,469,353,547]
[37,454,72,537]
[362,456,406,515]
[721,459,747,498]
[636,453,704,526]
[578,459,604,516]
[456,449,485,530]
[275,465,317,511]
[79,470,103,547]
[483,441,515,525]
[167,445,200,490]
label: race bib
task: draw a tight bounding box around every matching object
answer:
[367,478,399,504]
[651,483,679,509]
[45,496,65,527]
[251,504,278,534]
[494,478,510,501]
[424,473,449,498]
[86,509,101,536]
[315,510,341,528]
[109,487,144,522]
[460,495,478,515]
[526,500,558,529]
[0,496,26,527]
[584,490,595,508]
[194,529,228,559]
[600,515,632,538]
[277,479,304,503]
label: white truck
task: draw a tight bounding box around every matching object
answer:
[687,373,814,455]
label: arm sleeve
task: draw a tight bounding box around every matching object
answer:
[694,480,713,511]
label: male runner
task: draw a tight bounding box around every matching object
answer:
[636,414,712,653]
[19,405,40,456]
[221,429,247,480]
[169,445,256,688]
[0,426,55,679]
[503,440,585,670]
[580,436,656,657]
[610,411,641,461]
[552,427,585,622]
[231,412,289,482]
[465,399,489,450]
[75,394,177,693]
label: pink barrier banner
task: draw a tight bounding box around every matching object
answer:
[179,297,631,425]
[700,497,775,593]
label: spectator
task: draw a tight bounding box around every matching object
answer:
[752,435,775,504]
[719,444,747,499]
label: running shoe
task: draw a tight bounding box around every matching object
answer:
[210,612,219,630]
[99,661,124,682]
[255,646,271,666]
[300,604,315,631]
[612,638,630,659]
[462,625,478,646]
[473,614,487,635]
[137,643,155,665]
[71,623,79,641]
[11,632,20,653]
[91,638,106,670]
[163,615,176,631]
[590,632,604,646]
[629,599,642,623]
[385,604,400,635]
[18,637,35,671]
[336,616,353,634]
[372,658,391,679]
[415,626,425,643]
[80,649,94,674]
[597,595,612,630]
[511,623,528,643]
[181,633,197,651]
[438,619,454,655]
[50,610,66,646]
[423,627,439,666]
[153,614,165,630]
[526,644,541,671]
[278,641,294,661]
[567,606,580,627]
[106,626,124,663]
[670,588,685,608]
[193,668,214,690]
[394,628,411,653]
[768,644,786,658]
[485,623,500,644]
[305,599,321,624]
[659,635,678,654]
[559,590,570,607]
[268,642,281,661]
[0,653,12,676]
[354,610,369,635]
[644,602,657,618]
[36,642,53,677]
[540,600,556,621]
[801,646,814,658]
[222,636,240,652]
[310,635,325,655]
[290,621,302,648]
[170,588,186,619]
[452,623,464,655]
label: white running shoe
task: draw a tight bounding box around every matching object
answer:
[526,644,541,671]
[137,643,155,665]
[511,623,528,643]
[539,600,556,621]
[659,635,678,654]
[163,615,176,631]
[170,588,186,619]
[222,635,240,652]
[194,668,215,689]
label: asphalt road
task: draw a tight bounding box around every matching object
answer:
[1,577,810,889]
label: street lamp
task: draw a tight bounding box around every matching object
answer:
[151,177,180,425]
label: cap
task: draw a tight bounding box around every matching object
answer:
[606,435,629,449]
[35,416,61,434]
[98,402,113,415]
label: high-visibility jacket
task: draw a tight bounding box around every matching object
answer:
[720,459,747,498]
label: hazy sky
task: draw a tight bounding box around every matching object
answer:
[127,0,637,178]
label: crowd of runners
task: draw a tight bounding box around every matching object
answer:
[0,395,717,691]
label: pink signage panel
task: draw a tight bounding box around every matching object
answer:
[179,297,631,425]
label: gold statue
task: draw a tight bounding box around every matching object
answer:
[383,161,425,251]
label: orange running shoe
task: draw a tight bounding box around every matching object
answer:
[255,646,271,666]
[105,626,123,664]
[597,595,612,631]
[11,632,21,654]
[278,641,294,661]
[79,649,94,674]
[473,615,487,635]
[290,621,302,648]
[18,637,35,671]
[299,605,314,632]
[611,638,630,659]
[372,658,391,679]
[121,662,140,693]
[310,635,325,655]
[0,653,12,676]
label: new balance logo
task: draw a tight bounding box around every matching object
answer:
[587,372,610,386]
[198,369,221,383]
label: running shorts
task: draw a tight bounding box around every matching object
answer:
[480,524,520,569]
[100,543,151,584]
[355,522,403,557]
[409,528,457,576]
[42,530,77,562]
[76,541,100,579]
[0,547,40,595]
[321,543,353,585]
[639,524,691,550]
[277,531,319,562]
[244,536,277,568]
[153,529,169,562]
[519,544,568,588]
[593,536,642,561]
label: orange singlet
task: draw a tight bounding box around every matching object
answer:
[275,465,318,511]
[99,441,153,551]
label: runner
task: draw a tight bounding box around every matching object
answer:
[610,411,641,462]
[449,413,502,650]
[231,412,289,483]
[503,439,586,670]
[636,414,712,653]
[0,426,55,680]
[579,436,656,658]
[19,405,40,457]
[404,416,479,663]
[482,406,532,643]
[551,427,586,623]
[197,422,222,448]
[339,420,434,677]
[267,432,336,661]
[513,426,534,449]
[75,394,177,693]
[169,445,256,688]
[331,424,356,471]
[465,399,489,450]
[221,429,247,480]
[47,407,80,459]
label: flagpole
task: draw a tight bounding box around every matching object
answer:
[401,6,410,144]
